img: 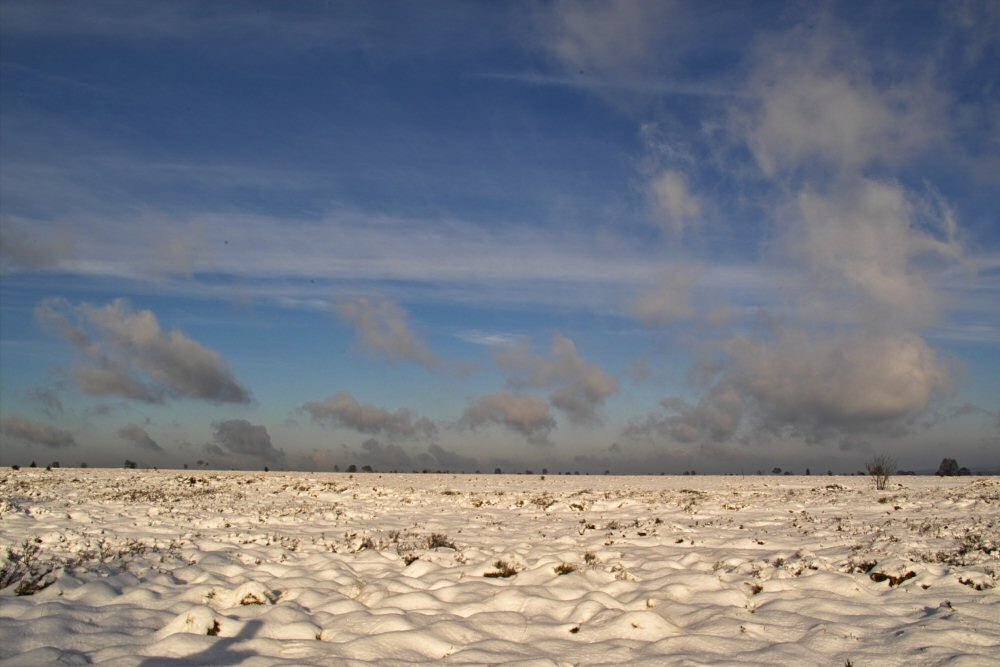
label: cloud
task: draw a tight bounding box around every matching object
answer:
[26,386,64,418]
[302,392,437,441]
[650,170,702,235]
[117,423,163,453]
[337,297,438,368]
[738,20,948,176]
[543,0,675,82]
[426,443,478,472]
[36,298,251,404]
[0,218,74,271]
[1,414,76,449]
[625,385,744,444]
[630,270,696,327]
[726,329,951,439]
[497,334,618,425]
[211,420,284,464]
[358,438,414,470]
[782,178,962,327]
[460,392,556,447]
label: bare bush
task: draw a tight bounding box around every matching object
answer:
[866,454,895,491]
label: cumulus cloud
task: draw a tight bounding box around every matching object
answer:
[739,21,948,176]
[211,419,284,464]
[337,297,438,368]
[460,392,556,447]
[650,170,702,235]
[726,330,951,438]
[1,414,76,449]
[302,392,437,441]
[625,385,744,444]
[117,423,163,453]
[497,334,618,425]
[783,179,961,326]
[36,298,251,404]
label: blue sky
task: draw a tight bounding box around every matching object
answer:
[1,0,998,473]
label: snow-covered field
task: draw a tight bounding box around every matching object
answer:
[1,470,998,666]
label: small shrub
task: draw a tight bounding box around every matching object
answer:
[484,559,518,578]
[427,533,456,550]
[554,563,577,575]
[583,552,599,565]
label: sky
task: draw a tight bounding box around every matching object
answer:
[1,0,998,474]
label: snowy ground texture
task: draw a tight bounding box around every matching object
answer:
[1,470,998,666]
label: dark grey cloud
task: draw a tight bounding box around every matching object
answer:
[117,423,163,453]
[358,438,414,470]
[302,392,437,441]
[211,419,283,464]
[426,443,478,471]
[1,414,76,449]
[460,392,556,447]
[26,386,64,418]
[36,298,251,404]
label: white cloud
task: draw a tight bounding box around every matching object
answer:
[782,178,962,327]
[650,170,702,235]
[738,21,948,176]
[337,297,438,368]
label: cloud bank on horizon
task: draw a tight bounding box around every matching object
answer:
[1,0,997,473]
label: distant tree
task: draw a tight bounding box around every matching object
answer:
[333,464,339,472]
[525,470,533,475]
[494,467,502,474]
[346,464,357,473]
[124,459,137,469]
[45,465,51,471]
[772,467,782,475]
[542,468,548,475]
[361,465,373,473]
[604,470,610,475]
[51,461,60,468]
[805,468,810,476]
[263,466,269,472]
[827,470,833,476]
[11,464,20,471]
[937,458,960,476]
[183,463,189,469]
[957,466,972,476]
[866,454,895,490]
[80,462,88,468]
[29,461,36,468]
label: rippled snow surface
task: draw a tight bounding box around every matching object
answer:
[1,470,998,665]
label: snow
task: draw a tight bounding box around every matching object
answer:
[1,469,998,665]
